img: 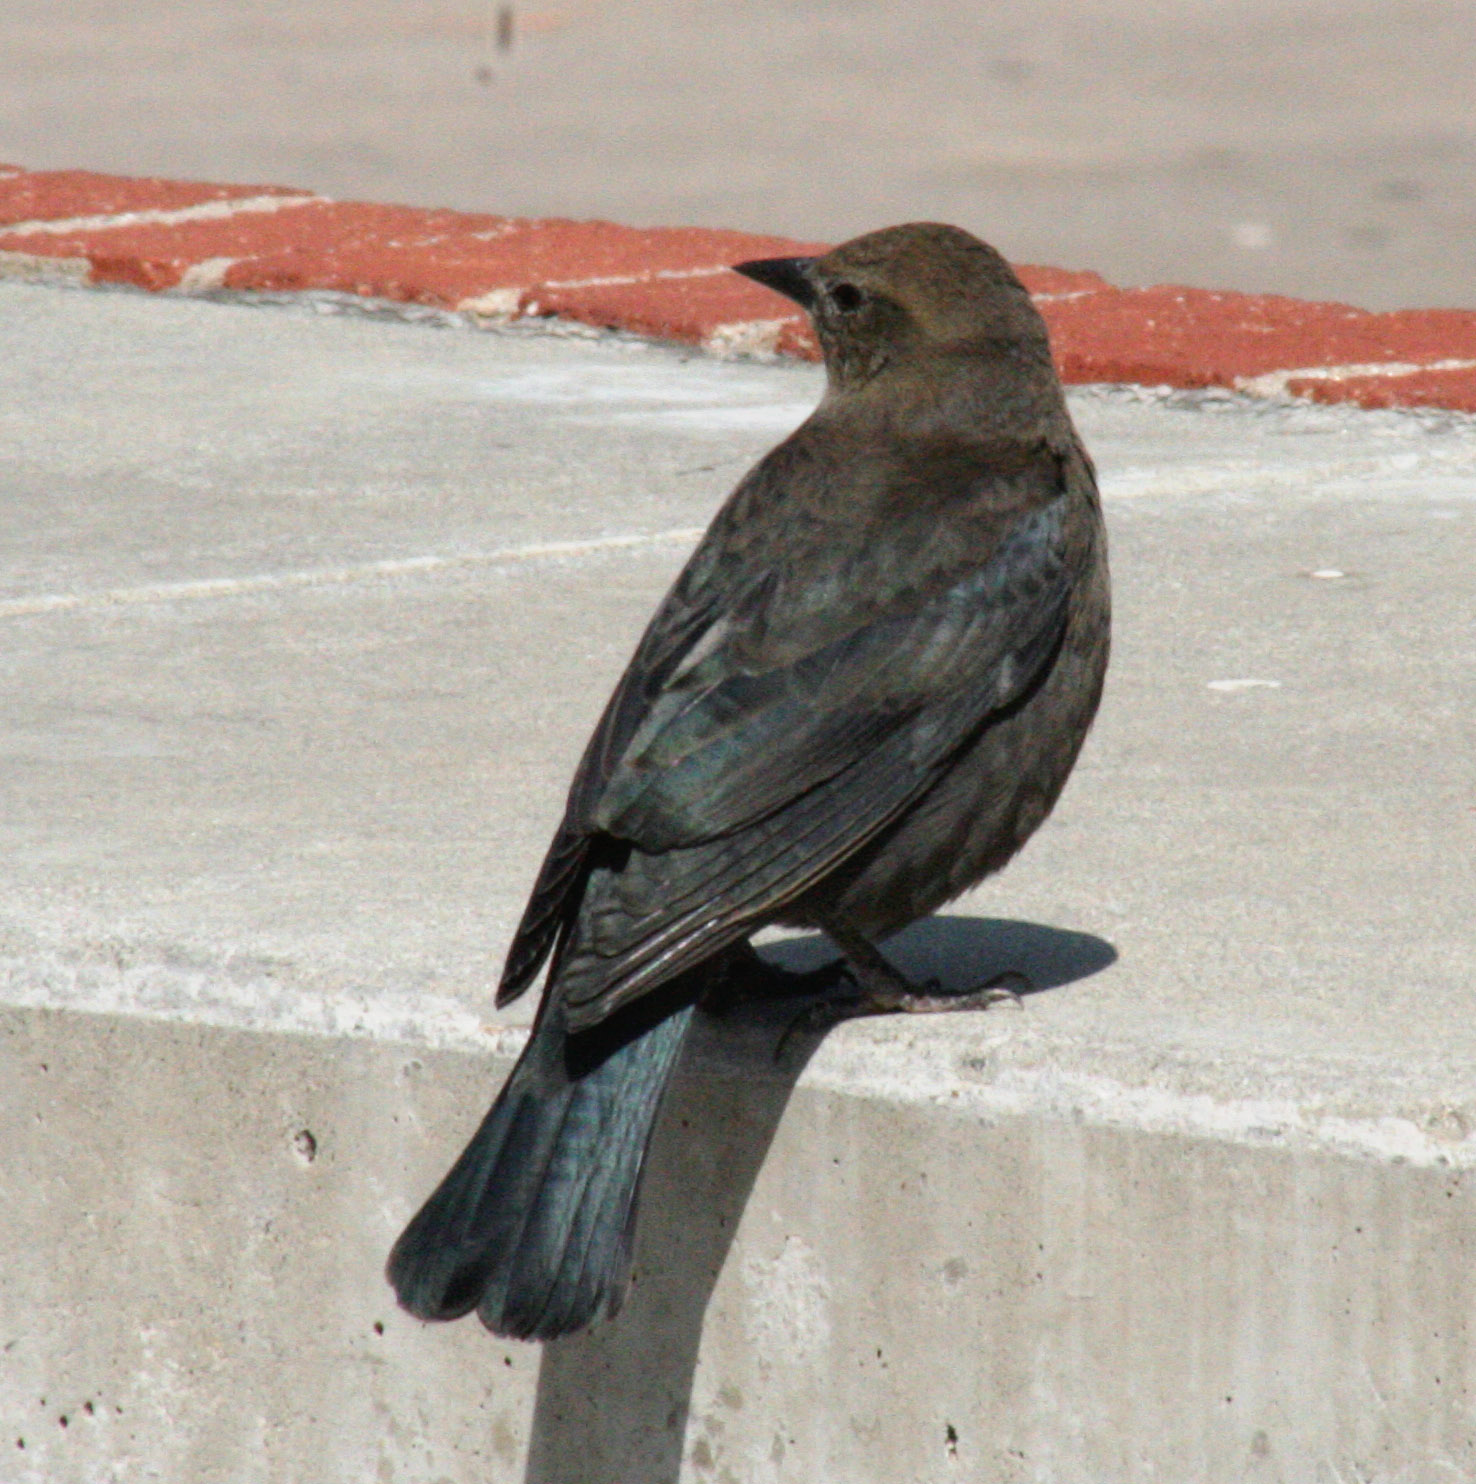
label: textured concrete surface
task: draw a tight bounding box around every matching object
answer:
[2,0,1475,311]
[2,281,1475,1481]
[7,1008,1475,1484]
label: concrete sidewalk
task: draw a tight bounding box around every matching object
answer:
[2,279,1475,1481]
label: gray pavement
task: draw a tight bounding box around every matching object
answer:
[5,282,1476,1482]
[3,0,1476,311]
[2,278,1474,1130]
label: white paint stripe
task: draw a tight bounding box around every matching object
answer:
[1236,358,1476,400]
[0,192,321,238]
[457,265,746,317]
[540,264,734,291]
[0,528,705,621]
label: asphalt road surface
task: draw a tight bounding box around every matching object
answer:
[3,0,1474,310]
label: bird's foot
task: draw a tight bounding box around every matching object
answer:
[863,969,1030,1017]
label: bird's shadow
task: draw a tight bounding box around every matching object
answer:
[518,915,1115,1484]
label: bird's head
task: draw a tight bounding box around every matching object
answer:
[734,223,1051,393]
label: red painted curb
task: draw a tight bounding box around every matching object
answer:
[3,167,1473,413]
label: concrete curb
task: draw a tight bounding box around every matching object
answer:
[3,165,1474,412]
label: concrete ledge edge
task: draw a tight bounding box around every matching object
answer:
[7,969,1473,1173]
[3,165,1474,413]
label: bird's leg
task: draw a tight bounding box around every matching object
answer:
[779,916,1029,1044]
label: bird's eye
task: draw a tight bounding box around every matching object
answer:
[830,281,865,312]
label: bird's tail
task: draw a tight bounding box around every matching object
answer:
[386,999,695,1340]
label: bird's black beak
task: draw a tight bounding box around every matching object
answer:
[732,256,820,312]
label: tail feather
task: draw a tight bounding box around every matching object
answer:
[387,1002,694,1339]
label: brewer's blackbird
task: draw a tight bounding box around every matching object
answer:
[387,222,1110,1340]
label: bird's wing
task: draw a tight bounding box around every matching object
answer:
[499,440,1078,1018]
[593,494,1068,847]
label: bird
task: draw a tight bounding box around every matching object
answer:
[386,222,1111,1341]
